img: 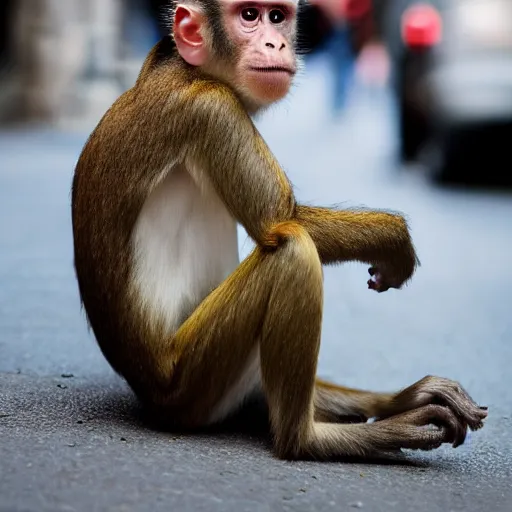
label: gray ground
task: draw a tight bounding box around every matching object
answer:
[1,56,511,511]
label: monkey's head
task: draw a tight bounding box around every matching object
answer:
[171,0,300,109]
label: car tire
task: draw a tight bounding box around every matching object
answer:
[399,98,427,162]
[424,129,463,184]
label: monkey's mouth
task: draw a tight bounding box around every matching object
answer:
[250,66,295,76]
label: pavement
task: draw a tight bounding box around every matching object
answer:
[1,54,511,512]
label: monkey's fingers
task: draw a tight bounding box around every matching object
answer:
[392,376,488,432]
[367,267,404,292]
[421,377,488,431]
[378,408,467,450]
[367,276,390,293]
[396,404,467,448]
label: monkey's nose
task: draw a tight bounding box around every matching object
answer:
[265,42,286,51]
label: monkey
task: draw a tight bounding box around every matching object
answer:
[71,0,487,460]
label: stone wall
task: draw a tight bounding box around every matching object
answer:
[7,0,126,127]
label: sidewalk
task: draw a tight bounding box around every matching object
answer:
[1,65,511,511]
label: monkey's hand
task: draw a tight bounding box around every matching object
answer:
[367,264,411,293]
[376,376,488,445]
[365,214,419,293]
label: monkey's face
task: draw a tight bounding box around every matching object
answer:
[221,1,298,106]
[173,1,298,109]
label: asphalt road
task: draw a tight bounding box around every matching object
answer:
[1,55,511,511]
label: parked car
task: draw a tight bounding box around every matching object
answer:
[382,0,512,183]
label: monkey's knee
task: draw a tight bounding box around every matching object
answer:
[262,220,306,249]
[262,221,320,267]
[263,222,323,295]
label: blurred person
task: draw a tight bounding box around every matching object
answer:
[310,0,390,116]
[310,0,358,116]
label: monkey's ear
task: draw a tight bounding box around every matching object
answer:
[173,5,208,66]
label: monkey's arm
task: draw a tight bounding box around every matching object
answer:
[295,205,419,287]
[184,85,296,246]
[181,83,416,282]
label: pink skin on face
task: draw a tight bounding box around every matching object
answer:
[173,0,298,105]
[221,0,298,103]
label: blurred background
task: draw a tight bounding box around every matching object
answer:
[1,2,512,509]
[1,0,512,388]
[1,0,511,183]
[1,0,512,382]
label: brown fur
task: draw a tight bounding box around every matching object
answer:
[71,8,487,461]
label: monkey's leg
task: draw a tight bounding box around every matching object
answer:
[314,379,391,423]
[165,221,323,430]
[161,222,483,460]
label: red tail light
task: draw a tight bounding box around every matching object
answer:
[401,3,442,48]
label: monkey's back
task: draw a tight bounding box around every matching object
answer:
[71,87,163,384]
[71,68,241,396]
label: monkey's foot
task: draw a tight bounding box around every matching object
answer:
[387,376,488,432]
[374,404,474,451]
[373,375,488,451]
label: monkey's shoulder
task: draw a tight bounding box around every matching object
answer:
[76,67,246,177]
[133,58,244,116]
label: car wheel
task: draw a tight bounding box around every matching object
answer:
[424,128,464,184]
[399,98,427,162]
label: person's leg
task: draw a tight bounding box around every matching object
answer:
[331,25,356,115]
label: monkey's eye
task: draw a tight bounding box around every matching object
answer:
[269,9,286,24]
[241,7,260,22]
